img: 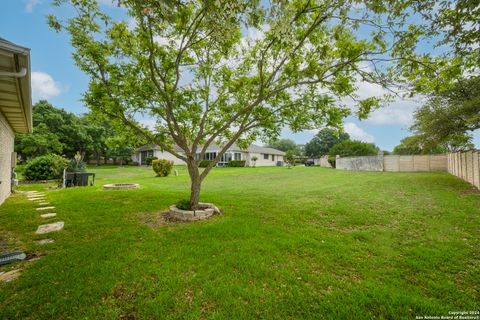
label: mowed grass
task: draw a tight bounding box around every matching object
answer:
[0,165,479,319]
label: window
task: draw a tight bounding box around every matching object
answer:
[272,154,275,161]
[234,152,241,161]
[263,154,269,160]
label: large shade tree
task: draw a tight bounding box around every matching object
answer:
[49,0,449,209]
[305,128,349,157]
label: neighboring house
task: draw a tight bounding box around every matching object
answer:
[133,143,285,166]
[0,38,32,205]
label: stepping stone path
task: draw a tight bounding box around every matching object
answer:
[28,197,46,201]
[36,206,55,211]
[35,222,64,234]
[35,239,54,245]
[38,202,50,206]
[40,213,56,218]
[0,269,21,282]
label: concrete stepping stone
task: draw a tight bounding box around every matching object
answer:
[40,213,56,218]
[0,269,21,282]
[28,197,46,201]
[37,202,50,206]
[35,222,64,234]
[36,206,55,211]
[35,239,55,245]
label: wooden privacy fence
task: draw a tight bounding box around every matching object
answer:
[448,151,480,189]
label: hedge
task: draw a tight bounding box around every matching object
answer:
[227,160,246,167]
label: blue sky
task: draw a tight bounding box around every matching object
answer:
[1,0,478,151]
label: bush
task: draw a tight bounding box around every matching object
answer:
[67,159,86,173]
[227,160,246,167]
[176,199,190,210]
[199,160,213,168]
[329,140,379,158]
[328,156,336,168]
[145,156,158,165]
[130,161,139,166]
[23,154,69,181]
[152,159,174,177]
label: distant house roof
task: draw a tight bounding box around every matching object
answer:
[0,38,32,133]
[136,143,285,155]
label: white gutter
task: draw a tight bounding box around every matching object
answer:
[0,67,27,78]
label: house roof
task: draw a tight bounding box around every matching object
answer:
[136,143,285,155]
[0,38,32,133]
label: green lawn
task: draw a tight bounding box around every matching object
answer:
[0,166,479,319]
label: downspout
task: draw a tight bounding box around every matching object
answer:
[0,67,27,78]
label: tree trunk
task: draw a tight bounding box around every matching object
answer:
[96,151,100,166]
[187,159,201,210]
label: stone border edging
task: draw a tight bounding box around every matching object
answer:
[169,202,221,221]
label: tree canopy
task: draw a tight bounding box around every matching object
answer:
[266,139,300,154]
[329,140,379,157]
[304,128,349,157]
[48,0,458,208]
[410,76,479,151]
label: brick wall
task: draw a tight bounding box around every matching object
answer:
[0,112,14,205]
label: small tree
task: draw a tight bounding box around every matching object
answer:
[49,0,450,209]
[284,150,296,168]
[251,156,258,168]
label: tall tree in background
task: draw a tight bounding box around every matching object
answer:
[15,100,92,159]
[411,76,479,151]
[266,139,300,154]
[305,128,349,157]
[49,0,453,209]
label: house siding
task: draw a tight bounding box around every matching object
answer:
[0,112,14,205]
[134,148,284,167]
[247,152,284,166]
[154,150,187,165]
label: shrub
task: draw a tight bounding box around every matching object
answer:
[251,156,258,167]
[67,152,86,173]
[176,199,190,210]
[23,154,69,181]
[328,155,336,168]
[199,160,213,168]
[130,161,139,166]
[145,156,158,165]
[227,160,246,167]
[152,159,174,177]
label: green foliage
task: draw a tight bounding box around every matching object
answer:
[23,154,69,181]
[284,150,296,168]
[329,140,379,158]
[328,155,336,168]
[266,139,300,154]
[199,160,213,168]
[411,76,479,151]
[152,159,174,177]
[176,199,191,211]
[393,136,447,155]
[145,156,158,166]
[227,160,246,167]
[50,0,458,207]
[305,129,350,157]
[67,152,87,173]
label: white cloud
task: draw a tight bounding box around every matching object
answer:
[25,0,40,13]
[344,122,375,143]
[31,72,64,100]
[366,99,420,126]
